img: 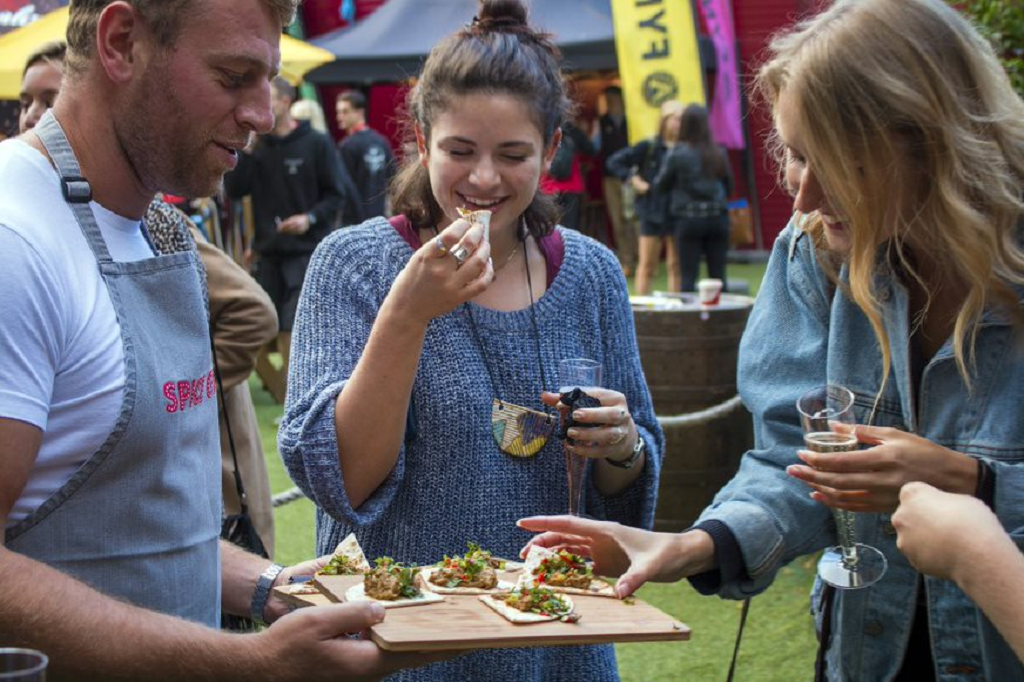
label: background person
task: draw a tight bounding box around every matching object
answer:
[0,1,434,678]
[280,1,663,679]
[225,76,353,405]
[893,482,1024,664]
[521,0,1024,679]
[607,100,683,294]
[542,116,596,232]
[290,97,329,134]
[655,104,733,293]
[594,85,637,277]
[336,89,396,219]
[17,41,65,135]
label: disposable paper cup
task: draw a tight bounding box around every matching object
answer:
[697,278,723,306]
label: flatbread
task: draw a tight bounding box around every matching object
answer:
[419,567,515,595]
[518,545,617,598]
[344,582,444,609]
[457,207,492,242]
[322,532,370,573]
[478,593,576,624]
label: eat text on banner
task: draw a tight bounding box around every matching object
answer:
[611,0,706,145]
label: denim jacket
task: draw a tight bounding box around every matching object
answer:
[697,220,1024,681]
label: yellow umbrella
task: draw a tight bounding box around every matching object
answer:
[0,7,335,100]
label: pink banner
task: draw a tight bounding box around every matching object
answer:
[698,0,745,149]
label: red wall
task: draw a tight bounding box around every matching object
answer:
[732,0,829,247]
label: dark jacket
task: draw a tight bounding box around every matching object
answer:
[654,143,734,219]
[598,113,629,176]
[606,137,672,226]
[338,127,395,221]
[225,121,356,255]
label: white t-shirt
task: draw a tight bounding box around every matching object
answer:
[0,139,154,526]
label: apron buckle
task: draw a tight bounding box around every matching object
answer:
[61,176,93,204]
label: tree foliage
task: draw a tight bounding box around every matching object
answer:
[956,0,1024,97]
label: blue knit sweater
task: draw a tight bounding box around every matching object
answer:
[280,219,664,681]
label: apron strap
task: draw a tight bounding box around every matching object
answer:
[34,111,114,264]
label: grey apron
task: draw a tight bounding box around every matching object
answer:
[5,112,221,626]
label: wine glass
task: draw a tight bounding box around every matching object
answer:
[558,358,602,516]
[797,385,888,589]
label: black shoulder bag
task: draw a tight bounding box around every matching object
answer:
[212,337,270,631]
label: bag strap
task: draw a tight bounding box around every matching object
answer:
[210,329,248,515]
[814,585,837,682]
[727,598,751,682]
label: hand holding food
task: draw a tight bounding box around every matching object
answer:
[386,219,493,326]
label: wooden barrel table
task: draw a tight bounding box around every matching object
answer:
[632,294,755,532]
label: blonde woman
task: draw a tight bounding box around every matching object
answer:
[521,0,1024,678]
[289,97,328,134]
[607,100,684,294]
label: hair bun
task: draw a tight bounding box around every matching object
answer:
[474,0,528,31]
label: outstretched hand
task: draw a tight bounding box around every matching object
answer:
[786,424,977,513]
[516,516,715,598]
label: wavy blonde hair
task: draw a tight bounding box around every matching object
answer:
[755,0,1024,387]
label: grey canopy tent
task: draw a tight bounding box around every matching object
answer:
[305,0,715,84]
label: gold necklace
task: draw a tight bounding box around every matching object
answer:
[494,243,520,273]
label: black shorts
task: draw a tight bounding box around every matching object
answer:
[255,253,311,332]
[639,220,673,238]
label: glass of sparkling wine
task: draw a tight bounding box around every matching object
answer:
[797,385,888,589]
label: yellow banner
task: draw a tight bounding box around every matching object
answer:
[611,0,706,145]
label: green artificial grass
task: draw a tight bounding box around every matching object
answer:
[254,257,824,680]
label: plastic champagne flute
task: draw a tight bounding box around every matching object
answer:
[797,385,888,589]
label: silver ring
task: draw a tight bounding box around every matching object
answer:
[434,236,448,255]
[610,427,627,445]
[450,244,470,266]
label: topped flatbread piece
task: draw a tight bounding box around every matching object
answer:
[420,542,520,594]
[519,545,616,598]
[344,556,444,609]
[457,207,492,242]
[316,532,371,576]
[479,585,580,624]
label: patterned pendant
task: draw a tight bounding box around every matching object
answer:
[491,398,555,458]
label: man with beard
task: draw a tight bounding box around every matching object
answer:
[225,77,352,405]
[0,1,436,678]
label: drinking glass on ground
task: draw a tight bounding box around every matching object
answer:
[797,385,888,589]
[0,649,48,681]
[558,358,602,516]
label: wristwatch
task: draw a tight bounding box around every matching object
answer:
[251,562,285,625]
[605,436,645,470]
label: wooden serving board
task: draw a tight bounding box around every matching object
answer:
[280,573,690,652]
